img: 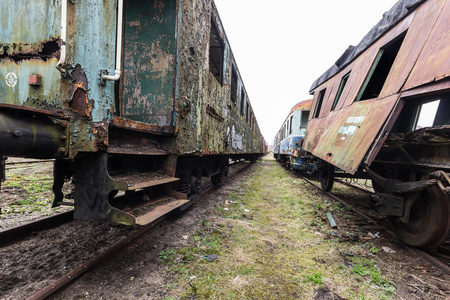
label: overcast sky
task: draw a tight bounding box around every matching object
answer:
[214,0,400,144]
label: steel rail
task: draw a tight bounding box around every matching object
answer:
[26,161,252,300]
[0,210,74,246]
[296,172,450,275]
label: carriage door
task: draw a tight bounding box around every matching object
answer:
[120,0,178,126]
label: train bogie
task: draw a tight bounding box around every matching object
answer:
[305,0,450,248]
[0,0,266,225]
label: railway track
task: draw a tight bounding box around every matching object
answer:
[0,161,252,300]
[297,172,450,276]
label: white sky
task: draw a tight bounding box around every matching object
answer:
[214,0,400,144]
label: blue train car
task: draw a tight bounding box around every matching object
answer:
[273,99,313,171]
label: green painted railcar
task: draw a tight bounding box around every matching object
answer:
[0,0,266,225]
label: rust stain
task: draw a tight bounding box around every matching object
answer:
[0,38,60,62]
[304,95,399,174]
[110,116,176,135]
[177,97,192,119]
[68,64,93,118]
[91,121,109,151]
[206,104,224,122]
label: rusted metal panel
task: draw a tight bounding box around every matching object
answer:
[404,0,450,90]
[121,0,177,126]
[345,47,385,107]
[110,116,176,135]
[68,64,92,118]
[315,76,337,118]
[304,95,399,174]
[380,0,443,98]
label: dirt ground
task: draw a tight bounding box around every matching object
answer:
[0,155,449,299]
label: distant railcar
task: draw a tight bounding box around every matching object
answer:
[304,0,450,248]
[0,0,266,225]
[273,99,317,172]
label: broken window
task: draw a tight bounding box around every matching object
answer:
[209,18,224,86]
[392,93,449,133]
[356,32,406,101]
[246,104,249,123]
[240,89,246,116]
[332,72,350,111]
[289,115,293,135]
[313,88,326,118]
[415,100,440,130]
[300,110,310,136]
[231,66,238,105]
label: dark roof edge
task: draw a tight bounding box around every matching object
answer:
[309,0,426,93]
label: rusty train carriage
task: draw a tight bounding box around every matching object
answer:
[0,0,266,225]
[305,0,450,248]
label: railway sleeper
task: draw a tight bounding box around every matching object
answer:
[53,153,188,226]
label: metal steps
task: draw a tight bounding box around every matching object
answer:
[108,172,188,226]
[111,172,180,191]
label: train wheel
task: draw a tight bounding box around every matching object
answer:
[390,186,450,248]
[211,164,229,186]
[187,170,201,195]
[320,165,334,192]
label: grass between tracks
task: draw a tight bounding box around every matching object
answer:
[159,157,396,299]
[0,161,69,222]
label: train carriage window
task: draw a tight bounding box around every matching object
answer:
[300,110,310,136]
[392,94,449,133]
[313,88,326,118]
[332,72,350,111]
[246,105,249,123]
[231,66,238,105]
[415,100,440,130]
[209,18,224,86]
[289,115,293,134]
[356,32,406,101]
[240,89,246,116]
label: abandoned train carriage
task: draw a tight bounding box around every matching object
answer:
[273,99,314,171]
[0,0,266,225]
[304,0,450,248]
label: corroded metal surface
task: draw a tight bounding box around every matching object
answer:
[0,0,266,225]
[304,95,399,174]
[121,0,177,126]
[305,0,449,175]
[404,0,450,90]
[174,0,265,155]
[110,116,176,135]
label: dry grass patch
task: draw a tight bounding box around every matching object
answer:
[162,159,396,299]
